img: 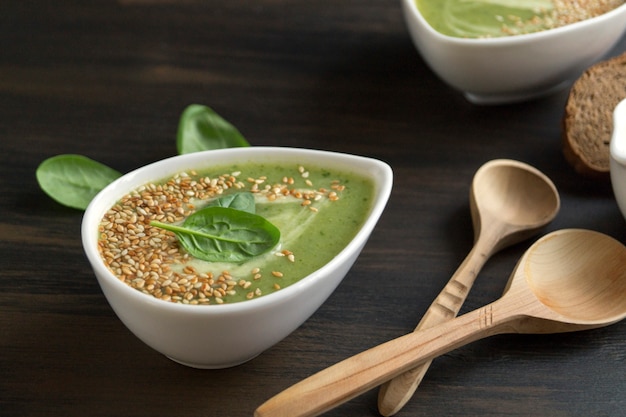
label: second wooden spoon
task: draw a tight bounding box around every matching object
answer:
[378,159,560,416]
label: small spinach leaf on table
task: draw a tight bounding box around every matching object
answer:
[36,154,122,210]
[151,206,280,263]
[177,104,250,154]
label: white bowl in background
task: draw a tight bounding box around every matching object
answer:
[82,147,393,368]
[401,0,626,104]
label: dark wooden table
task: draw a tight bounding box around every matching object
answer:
[2,2,625,416]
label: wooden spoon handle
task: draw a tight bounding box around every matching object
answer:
[255,305,501,417]
[377,237,493,415]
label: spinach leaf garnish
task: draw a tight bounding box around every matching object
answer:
[150,206,280,262]
[206,192,256,214]
[177,104,250,154]
[36,154,122,210]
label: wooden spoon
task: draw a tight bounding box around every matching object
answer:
[255,229,626,417]
[378,159,560,415]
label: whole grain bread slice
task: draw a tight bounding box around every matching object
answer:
[562,52,626,180]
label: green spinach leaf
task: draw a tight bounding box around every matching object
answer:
[36,154,122,210]
[207,192,256,214]
[177,104,250,154]
[150,206,280,262]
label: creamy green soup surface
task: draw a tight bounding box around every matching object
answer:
[416,0,625,38]
[98,162,375,304]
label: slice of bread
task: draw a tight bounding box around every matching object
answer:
[562,52,626,180]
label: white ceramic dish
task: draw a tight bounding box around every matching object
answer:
[401,0,626,104]
[611,99,626,221]
[82,147,393,369]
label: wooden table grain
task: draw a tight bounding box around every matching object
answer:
[1,2,625,416]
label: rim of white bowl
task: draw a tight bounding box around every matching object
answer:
[402,0,626,45]
[82,147,393,315]
[611,99,626,164]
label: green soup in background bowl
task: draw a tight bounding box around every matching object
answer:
[417,0,625,39]
[401,0,626,104]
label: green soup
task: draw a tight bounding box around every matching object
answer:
[98,162,375,304]
[416,0,623,38]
